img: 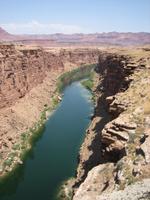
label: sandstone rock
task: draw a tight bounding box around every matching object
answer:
[109,100,128,115]
[116,170,125,182]
[113,118,137,130]
[73,163,115,200]
[145,116,150,126]
[106,96,115,104]
[140,128,150,163]
[133,164,142,177]
[73,50,150,200]
[97,179,150,200]
[133,107,144,116]
[101,115,137,154]
[0,44,99,109]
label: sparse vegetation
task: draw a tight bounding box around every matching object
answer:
[0,63,95,182]
[81,79,93,90]
[57,64,96,92]
[3,158,13,167]
[12,144,20,150]
[57,178,75,200]
[81,72,94,91]
[51,95,60,108]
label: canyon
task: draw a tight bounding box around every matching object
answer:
[0,43,99,176]
[0,34,150,199]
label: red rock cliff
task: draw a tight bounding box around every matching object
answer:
[0,44,99,109]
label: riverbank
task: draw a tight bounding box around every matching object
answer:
[0,63,95,181]
[0,44,100,180]
[0,81,94,200]
[57,64,95,92]
[0,71,60,179]
[56,71,96,200]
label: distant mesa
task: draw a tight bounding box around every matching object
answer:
[0,26,150,46]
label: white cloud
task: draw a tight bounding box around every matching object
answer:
[1,20,85,34]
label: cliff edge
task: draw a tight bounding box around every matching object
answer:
[73,47,150,200]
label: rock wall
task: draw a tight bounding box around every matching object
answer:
[0,44,61,108]
[0,44,99,109]
[73,49,150,200]
[59,48,99,69]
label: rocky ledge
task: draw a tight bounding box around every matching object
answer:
[73,48,150,200]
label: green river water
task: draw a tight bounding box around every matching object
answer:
[0,81,94,200]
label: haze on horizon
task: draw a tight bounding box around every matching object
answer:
[0,0,150,34]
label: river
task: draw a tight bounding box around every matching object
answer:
[0,81,94,200]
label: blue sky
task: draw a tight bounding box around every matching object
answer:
[0,0,150,34]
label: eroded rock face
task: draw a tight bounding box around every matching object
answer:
[59,48,100,70]
[74,53,136,187]
[0,44,62,108]
[140,117,150,162]
[73,49,150,199]
[97,179,150,200]
[73,163,115,200]
[97,53,133,96]
[101,115,137,157]
[0,44,99,109]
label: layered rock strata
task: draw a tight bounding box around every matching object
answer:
[73,48,150,200]
[0,44,100,175]
[0,44,99,109]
